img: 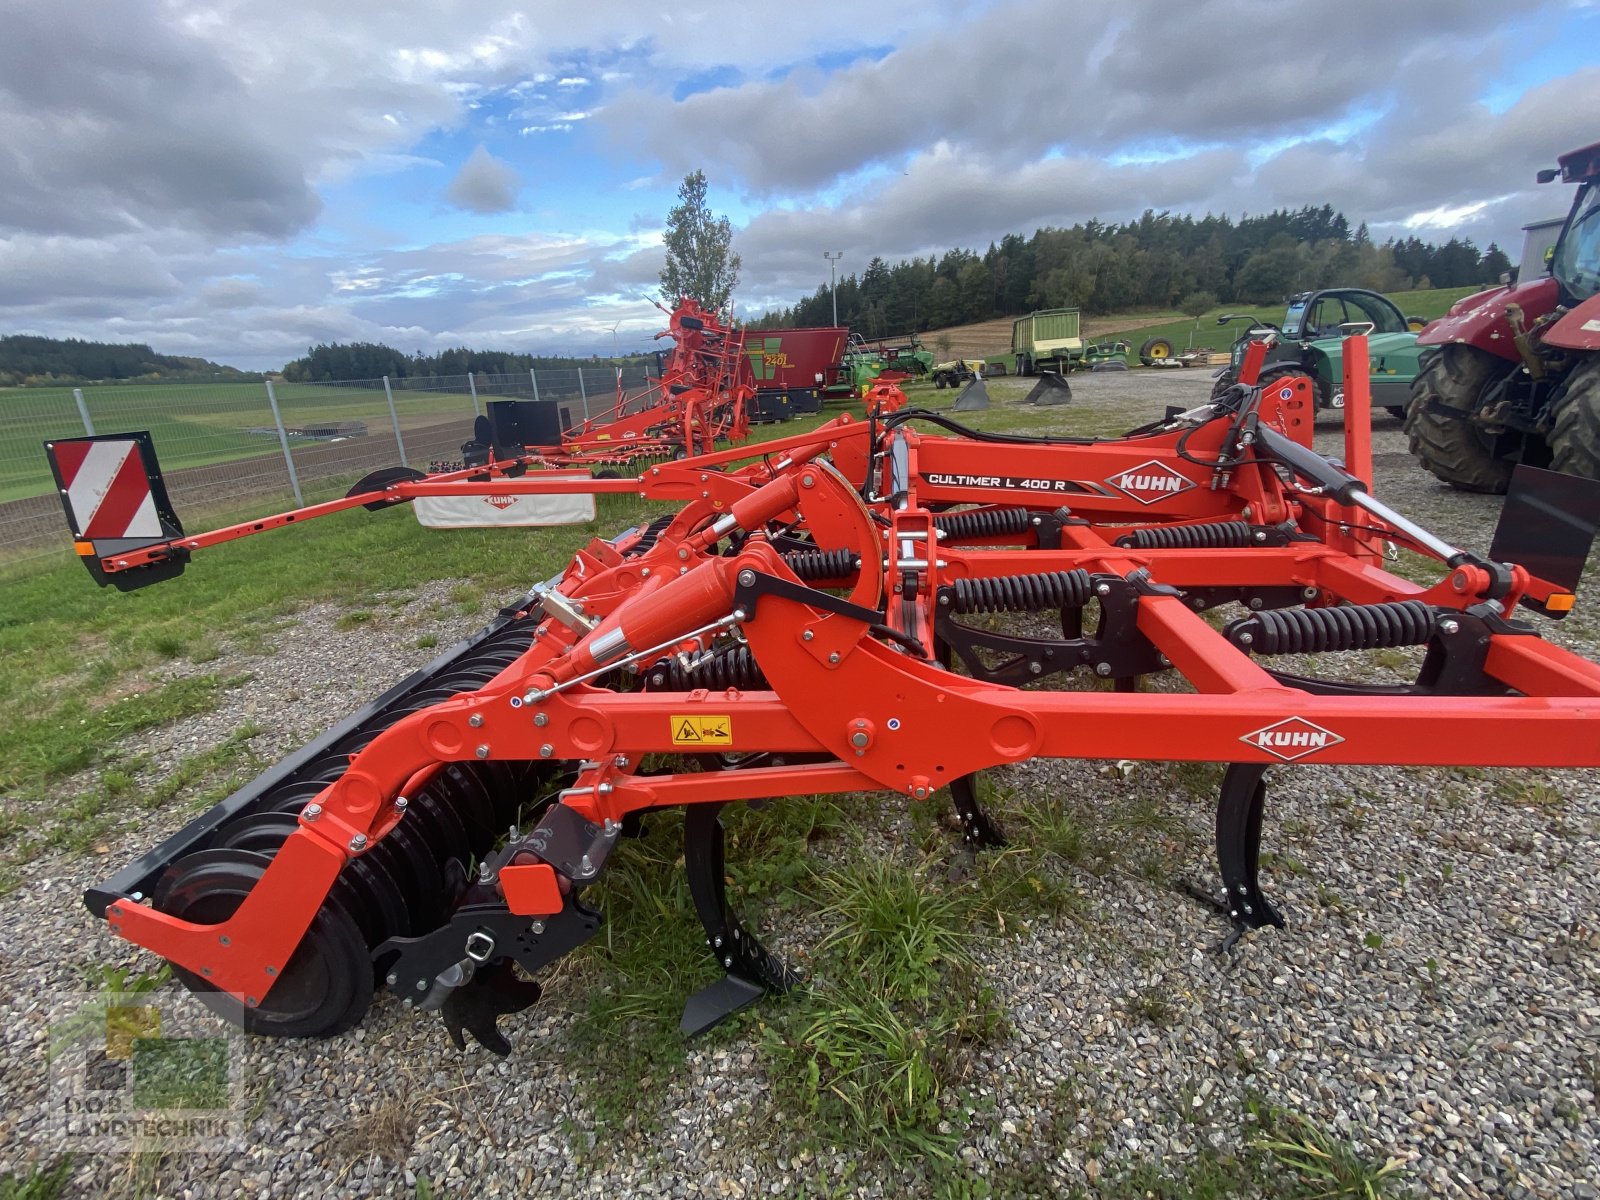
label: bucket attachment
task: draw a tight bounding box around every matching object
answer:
[951,379,991,411]
[1023,373,1073,406]
[44,432,187,590]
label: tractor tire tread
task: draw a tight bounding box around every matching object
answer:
[1403,345,1514,495]
[1549,358,1600,482]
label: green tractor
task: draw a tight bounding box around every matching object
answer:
[1209,288,1427,418]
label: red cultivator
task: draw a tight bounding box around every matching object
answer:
[499,298,753,471]
[44,332,1600,1054]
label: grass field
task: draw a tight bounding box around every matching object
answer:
[0,380,491,504]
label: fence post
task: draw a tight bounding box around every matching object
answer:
[264,381,305,508]
[382,376,409,467]
[578,367,590,420]
[467,373,480,417]
[72,387,96,436]
[529,368,541,404]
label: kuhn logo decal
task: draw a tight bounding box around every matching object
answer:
[1239,717,1345,762]
[483,495,517,510]
[1105,460,1194,505]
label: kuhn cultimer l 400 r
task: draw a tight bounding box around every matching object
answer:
[44,332,1600,1054]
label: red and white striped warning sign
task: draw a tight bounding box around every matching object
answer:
[50,438,164,540]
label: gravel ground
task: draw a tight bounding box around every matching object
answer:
[2,370,1597,1198]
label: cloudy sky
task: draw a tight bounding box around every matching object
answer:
[2,0,1597,370]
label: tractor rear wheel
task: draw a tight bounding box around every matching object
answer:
[1548,357,1600,482]
[1404,345,1514,494]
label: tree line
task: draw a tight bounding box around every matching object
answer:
[0,335,257,388]
[279,342,647,383]
[754,207,1513,336]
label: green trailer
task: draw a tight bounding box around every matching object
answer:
[1012,308,1085,374]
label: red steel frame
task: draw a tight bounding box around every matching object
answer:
[84,335,1600,1004]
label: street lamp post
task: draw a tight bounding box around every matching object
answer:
[824,251,843,326]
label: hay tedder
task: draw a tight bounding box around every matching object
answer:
[43,331,1600,1055]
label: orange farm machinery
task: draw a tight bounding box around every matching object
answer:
[43,331,1600,1054]
[468,298,753,473]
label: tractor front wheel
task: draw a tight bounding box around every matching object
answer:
[1403,345,1514,494]
[1548,356,1600,482]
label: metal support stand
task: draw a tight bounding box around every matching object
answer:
[264,380,305,507]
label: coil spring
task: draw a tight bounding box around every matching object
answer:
[946,569,1092,615]
[1116,520,1253,551]
[628,514,676,557]
[934,507,1034,540]
[784,548,859,581]
[1229,600,1434,655]
[644,644,768,691]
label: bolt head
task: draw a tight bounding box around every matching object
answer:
[540,744,554,758]
[1095,662,1112,677]
[534,712,549,726]
[303,803,322,821]
[850,731,869,748]
[475,744,490,759]
[738,569,756,587]
[827,652,841,664]
[265,965,278,976]
[468,713,484,728]
[219,934,231,946]
[394,796,408,811]
[803,630,814,641]
[1439,619,1459,635]
[1096,583,1111,597]
[386,973,398,986]
[349,834,368,851]
[531,921,545,935]
[417,979,428,991]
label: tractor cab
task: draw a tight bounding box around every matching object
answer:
[1280,289,1412,342]
[1550,159,1600,306]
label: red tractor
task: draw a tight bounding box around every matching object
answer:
[1406,140,1600,493]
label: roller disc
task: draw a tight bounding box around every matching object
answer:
[154,849,373,1038]
[210,813,411,948]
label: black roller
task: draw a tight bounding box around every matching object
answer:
[943,569,1093,615]
[1228,600,1435,655]
[153,849,373,1038]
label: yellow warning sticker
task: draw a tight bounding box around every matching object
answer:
[670,715,733,746]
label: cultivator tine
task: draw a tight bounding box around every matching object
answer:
[947,774,1006,849]
[1213,763,1284,951]
[680,804,801,1036]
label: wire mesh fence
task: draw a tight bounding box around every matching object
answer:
[0,364,657,568]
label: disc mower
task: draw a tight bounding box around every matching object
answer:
[43,331,1600,1056]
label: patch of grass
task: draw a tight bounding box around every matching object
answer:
[1090,1098,1412,1200]
[1253,1106,1410,1199]
[0,671,241,792]
[415,633,439,650]
[333,609,376,631]
[0,1158,73,1200]
[761,841,1006,1161]
[814,857,976,999]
